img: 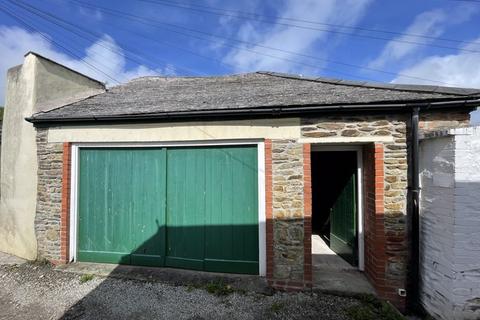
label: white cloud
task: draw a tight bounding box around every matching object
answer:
[0,26,169,105]
[392,39,480,87]
[223,0,373,73]
[369,9,447,69]
[392,37,480,124]
[369,6,478,69]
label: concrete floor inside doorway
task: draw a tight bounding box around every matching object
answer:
[312,234,375,295]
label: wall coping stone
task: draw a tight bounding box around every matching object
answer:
[421,125,480,140]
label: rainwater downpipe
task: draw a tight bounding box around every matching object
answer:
[407,105,421,313]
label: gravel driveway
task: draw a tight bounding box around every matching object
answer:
[0,263,366,320]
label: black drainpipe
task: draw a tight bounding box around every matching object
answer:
[407,105,421,313]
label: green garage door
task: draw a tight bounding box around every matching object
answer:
[77,146,259,274]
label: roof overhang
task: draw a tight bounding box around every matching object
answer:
[26,97,480,127]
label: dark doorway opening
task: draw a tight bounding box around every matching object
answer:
[311,151,358,266]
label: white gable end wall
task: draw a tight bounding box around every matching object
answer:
[419,135,456,320]
[0,53,105,260]
[420,126,480,320]
[452,127,480,319]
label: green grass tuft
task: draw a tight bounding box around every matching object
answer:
[270,301,285,314]
[346,294,405,320]
[79,274,94,284]
[205,280,234,296]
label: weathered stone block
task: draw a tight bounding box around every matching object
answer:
[341,129,361,137]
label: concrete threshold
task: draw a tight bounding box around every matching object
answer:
[312,235,376,296]
[56,262,272,294]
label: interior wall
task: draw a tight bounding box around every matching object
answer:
[311,151,357,238]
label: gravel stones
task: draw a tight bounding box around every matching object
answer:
[0,263,360,320]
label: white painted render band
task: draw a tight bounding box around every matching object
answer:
[48,118,301,142]
[48,119,395,145]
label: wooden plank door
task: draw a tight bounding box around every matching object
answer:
[77,148,167,266]
[330,172,357,266]
[165,147,206,271]
[203,146,259,274]
[77,145,259,274]
[165,146,259,274]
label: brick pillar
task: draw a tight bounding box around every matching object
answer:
[303,143,312,287]
[363,143,386,289]
[363,143,405,310]
[59,142,71,264]
[265,139,274,281]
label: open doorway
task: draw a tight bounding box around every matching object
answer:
[312,150,358,266]
[310,146,374,294]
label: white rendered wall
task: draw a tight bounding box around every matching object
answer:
[0,53,105,259]
[420,126,480,320]
[420,135,456,320]
[451,127,480,319]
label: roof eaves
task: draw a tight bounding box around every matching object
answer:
[27,97,480,125]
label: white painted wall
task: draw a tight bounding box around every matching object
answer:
[47,118,301,143]
[0,52,105,259]
[420,126,480,320]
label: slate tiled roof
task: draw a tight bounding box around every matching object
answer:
[28,72,480,122]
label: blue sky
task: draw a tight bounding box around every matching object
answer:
[1,0,479,121]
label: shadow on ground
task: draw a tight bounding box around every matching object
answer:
[59,224,272,319]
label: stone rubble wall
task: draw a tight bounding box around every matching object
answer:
[31,109,472,305]
[35,128,64,261]
[271,140,305,281]
[301,115,409,289]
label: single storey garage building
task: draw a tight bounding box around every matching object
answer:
[1,52,479,311]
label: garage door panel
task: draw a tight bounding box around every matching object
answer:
[166,148,206,267]
[233,147,259,262]
[77,251,131,265]
[78,148,167,264]
[78,145,259,275]
[131,253,164,267]
[130,149,167,262]
[165,256,204,271]
[204,147,259,272]
[204,259,259,275]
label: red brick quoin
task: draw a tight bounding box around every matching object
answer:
[302,143,313,287]
[264,139,274,280]
[363,143,386,290]
[363,143,405,310]
[58,142,71,264]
